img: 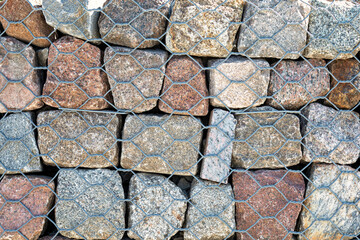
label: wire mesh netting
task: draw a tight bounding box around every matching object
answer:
[0,0,360,239]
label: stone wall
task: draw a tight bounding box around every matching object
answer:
[0,0,360,240]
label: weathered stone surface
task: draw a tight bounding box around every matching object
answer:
[200,109,236,184]
[184,179,235,240]
[238,0,310,59]
[99,0,171,48]
[0,175,55,240]
[128,173,187,240]
[56,169,125,240]
[233,170,305,240]
[159,56,209,116]
[43,0,106,41]
[299,164,360,240]
[302,103,360,164]
[104,46,167,112]
[304,0,360,59]
[327,59,360,109]
[38,110,120,168]
[0,0,55,47]
[209,56,270,109]
[36,48,49,67]
[0,113,42,174]
[42,36,110,109]
[0,37,43,112]
[268,59,330,109]
[166,0,245,57]
[233,107,302,169]
[121,114,203,175]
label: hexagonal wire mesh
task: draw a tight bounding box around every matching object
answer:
[0,0,359,239]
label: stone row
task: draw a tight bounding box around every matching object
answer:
[2,103,359,183]
[2,35,360,114]
[1,164,359,240]
[3,0,360,60]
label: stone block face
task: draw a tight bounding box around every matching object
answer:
[200,109,236,183]
[268,59,330,109]
[327,59,360,109]
[166,0,245,57]
[0,0,55,47]
[159,55,209,116]
[238,0,311,59]
[209,56,270,109]
[232,107,302,169]
[104,46,168,113]
[42,0,106,41]
[42,36,110,109]
[233,170,305,240]
[0,37,43,112]
[55,169,125,240]
[0,175,55,240]
[184,179,235,240]
[0,113,41,174]
[99,0,172,48]
[302,103,360,164]
[299,164,360,240]
[304,0,360,59]
[121,114,203,176]
[38,110,120,168]
[128,173,187,240]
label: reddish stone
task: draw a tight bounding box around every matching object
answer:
[159,56,209,116]
[0,175,55,240]
[42,36,110,109]
[327,59,360,109]
[233,170,305,240]
[0,0,55,47]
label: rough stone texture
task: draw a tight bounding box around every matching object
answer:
[159,56,209,116]
[38,110,120,168]
[299,164,360,240]
[302,103,360,164]
[233,170,305,240]
[42,0,106,41]
[99,0,171,48]
[209,56,270,109]
[42,36,110,109]
[104,46,168,112]
[0,37,43,112]
[121,114,203,176]
[166,0,245,57]
[200,109,236,184]
[0,175,55,240]
[238,0,311,59]
[233,107,302,169]
[184,179,235,240]
[56,169,125,240]
[0,0,55,47]
[304,0,360,59]
[0,113,42,174]
[36,48,49,67]
[327,59,360,109]
[268,59,330,109]
[128,173,187,240]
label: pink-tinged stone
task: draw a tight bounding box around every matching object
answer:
[268,59,330,109]
[159,56,209,116]
[0,37,43,112]
[200,109,236,183]
[233,170,305,240]
[0,175,55,240]
[42,36,110,109]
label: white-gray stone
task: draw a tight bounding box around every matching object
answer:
[128,173,187,240]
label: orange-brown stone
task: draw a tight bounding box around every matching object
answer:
[159,56,209,116]
[42,36,110,109]
[0,175,55,240]
[0,0,55,47]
